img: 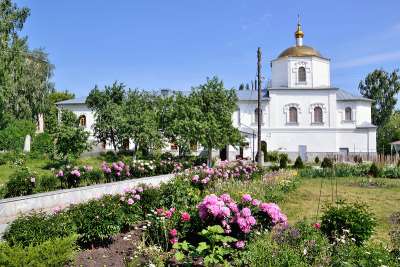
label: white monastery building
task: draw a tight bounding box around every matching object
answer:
[57,21,377,161]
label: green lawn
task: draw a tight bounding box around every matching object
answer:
[0,156,105,187]
[280,177,400,244]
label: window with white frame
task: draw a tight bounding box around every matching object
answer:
[314,107,323,123]
[345,107,352,121]
[284,103,300,125]
[298,67,306,82]
[289,107,298,123]
[309,103,326,125]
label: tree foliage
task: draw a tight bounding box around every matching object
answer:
[0,0,53,122]
[86,82,126,151]
[377,111,400,154]
[190,77,242,164]
[359,69,400,127]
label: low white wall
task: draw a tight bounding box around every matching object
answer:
[0,173,174,237]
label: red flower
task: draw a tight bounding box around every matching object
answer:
[181,212,191,222]
[313,223,321,229]
[169,228,178,237]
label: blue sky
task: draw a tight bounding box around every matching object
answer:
[16,0,400,97]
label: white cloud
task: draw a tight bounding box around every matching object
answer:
[334,50,400,69]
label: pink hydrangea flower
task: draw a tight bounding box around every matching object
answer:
[252,199,261,206]
[241,207,252,218]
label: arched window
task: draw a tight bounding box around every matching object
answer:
[79,115,86,127]
[345,107,352,121]
[255,108,263,124]
[289,107,298,123]
[298,67,306,82]
[314,107,323,123]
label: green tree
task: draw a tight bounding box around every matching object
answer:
[359,69,400,127]
[86,82,126,151]
[0,0,53,121]
[123,90,164,156]
[52,111,89,162]
[44,91,74,133]
[190,77,242,165]
[377,111,400,154]
[160,93,199,156]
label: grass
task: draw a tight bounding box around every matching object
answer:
[280,176,400,244]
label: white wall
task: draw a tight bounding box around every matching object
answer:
[271,57,330,88]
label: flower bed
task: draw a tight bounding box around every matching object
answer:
[2,161,399,266]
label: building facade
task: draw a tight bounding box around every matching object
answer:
[56,21,376,161]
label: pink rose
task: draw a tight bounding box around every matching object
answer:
[313,223,321,229]
[165,210,172,219]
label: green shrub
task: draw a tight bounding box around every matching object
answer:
[314,156,320,164]
[31,132,54,158]
[390,211,400,253]
[279,153,288,169]
[139,185,162,216]
[331,242,398,266]
[298,168,335,178]
[369,162,381,177]
[293,156,304,169]
[353,155,363,164]
[82,168,104,184]
[38,174,59,192]
[0,235,78,267]
[0,120,36,151]
[4,167,37,198]
[0,153,7,165]
[266,151,280,162]
[4,211,76,247]
[382,166,400,179]
[238,233,308,267]
[321,157,333,168]
[320,201,376,245]
[68,194,125,246]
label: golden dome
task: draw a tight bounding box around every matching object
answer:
[295,22,304,38]
[278,45,323,59]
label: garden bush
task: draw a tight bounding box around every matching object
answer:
[320,201,376,245]
[369,162,382,177]
[265,151,280,162]
[68,194,126,246]
[314,156,320,164]
[0,235,78,267]
[38,174,59,192]
[321,157,333,168]
[4,167,37,198]
[31,132,54,158]
[293,156,304,169]
[4,211,76,247]
[0,120,36,151]
[279,153,288,169]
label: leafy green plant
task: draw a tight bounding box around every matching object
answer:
[173,225,237,266]
[314,156,320,164]
[279,153,288,169]
[68,194,125,246]
[293,156,304,169]
[0,120,36,151]
[38,174,59,192]
[0,235,78,267]
[321,157,333,168]
[4,167,36,198]
[369,162,382,177]
[4,211,76,247]
[320,201,376,245]
[31,132,54,158]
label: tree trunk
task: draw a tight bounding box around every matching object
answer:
[207,146,212,167]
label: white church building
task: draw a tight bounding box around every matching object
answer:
[56,21,376,161]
